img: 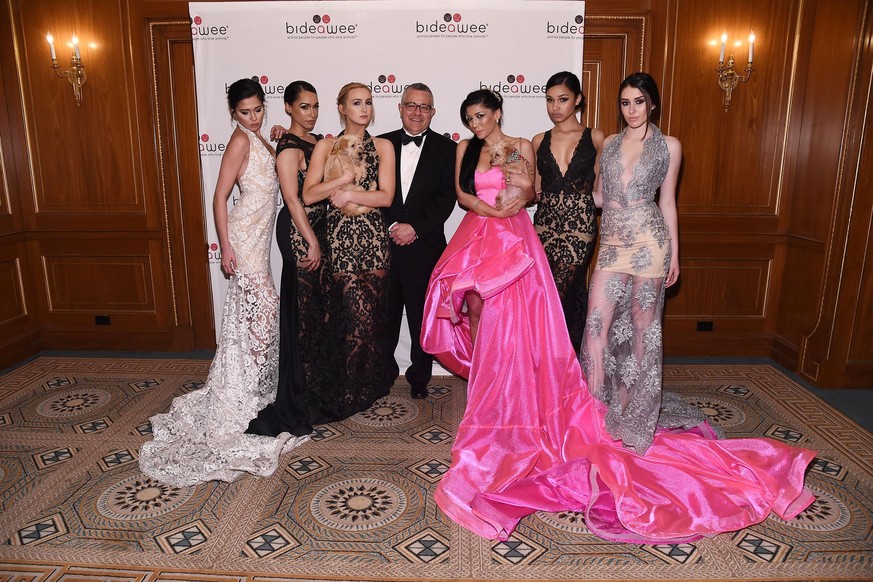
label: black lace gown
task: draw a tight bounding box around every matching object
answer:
[534,128,598,350]
[247,132,339,436]
[326,131,393,416]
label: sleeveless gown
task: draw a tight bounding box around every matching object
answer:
[326,132,392,415]
[139,125,308,487]
[581,125,706,454]
[246,132,341,437]
[421,166,815,543]
[534,128,598,350]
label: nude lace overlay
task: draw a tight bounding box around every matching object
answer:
[581,125,709,454]
[139,125,307,486]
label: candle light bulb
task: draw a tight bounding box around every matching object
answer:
[719,32,727,63]
[748,31,755,64]
[46,32,56,60]
[72,35,81,59]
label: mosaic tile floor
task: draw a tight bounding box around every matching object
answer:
[0,357,870,581]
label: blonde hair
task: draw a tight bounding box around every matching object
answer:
[336,82,374,127]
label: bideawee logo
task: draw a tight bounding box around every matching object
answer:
[480,74,547,100]
[207,242,222,264]
[229,75,286,101]
[199,132,226,157]
[415,13,488,39]
[286,14,358,39]
[368,74,405,101]
[191,15,230,41]
[199,133,241,204]
[545,14,584,39]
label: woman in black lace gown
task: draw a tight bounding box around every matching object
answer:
[532,72,604,350]
[303,82,396,416]
[247,80,338,436]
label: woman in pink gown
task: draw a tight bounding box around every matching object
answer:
[421,88,815,543]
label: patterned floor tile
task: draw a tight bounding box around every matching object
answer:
[0,358,870,581]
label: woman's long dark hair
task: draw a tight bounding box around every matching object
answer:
[457,89,503,195]
[546,71,585,113]
[618,72,660,138]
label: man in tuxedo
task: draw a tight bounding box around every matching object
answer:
[380,83,457,399]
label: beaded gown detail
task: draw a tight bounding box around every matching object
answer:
[581,125,706,454]
[326,131,392,415]
[421,166,815,543]
[139,125,307,487]
[534,128,598,349]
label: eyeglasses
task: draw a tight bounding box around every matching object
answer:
[402,102,434,113]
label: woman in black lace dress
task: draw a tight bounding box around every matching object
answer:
[247,80,336,436]
[532,71,604,350]
[303,82,396,416]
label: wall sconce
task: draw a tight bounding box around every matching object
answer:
[716,31,755,112]
[46,32,87,107]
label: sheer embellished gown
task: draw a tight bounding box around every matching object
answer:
[534,128,598,350]
[326,131,392,416]
[139,125,307,487]
[246,132,341,437]
[421,165,815,543]
[581,124,707,454]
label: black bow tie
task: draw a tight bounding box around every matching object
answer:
[402,133,423,147]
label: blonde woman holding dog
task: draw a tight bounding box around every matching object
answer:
[302,82,396,417]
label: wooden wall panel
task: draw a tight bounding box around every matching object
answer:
[0,4,39,370]
[0,257,26,325]
[36,238,167,328]
[584,15,648,136]
[666,0,798,217]
[668,258,770,318]
[770,0,870,386]
[10,0,149,229]
[149,19,216,347]
[792,0,873,388]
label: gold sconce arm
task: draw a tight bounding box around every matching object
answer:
[716,56,753,112]
[51,55,88,107]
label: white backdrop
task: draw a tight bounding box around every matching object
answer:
[190,0,585,372]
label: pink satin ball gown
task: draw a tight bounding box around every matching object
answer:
[421,166,815,543]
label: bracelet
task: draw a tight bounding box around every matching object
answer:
[472,198,481,212]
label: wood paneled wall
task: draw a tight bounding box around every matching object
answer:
[1,0,870,388]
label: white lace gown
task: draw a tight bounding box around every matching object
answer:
[139,124,308,487]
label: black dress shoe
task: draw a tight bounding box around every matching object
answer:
[410,384,428,399]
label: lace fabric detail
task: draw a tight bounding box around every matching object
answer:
[534,128,598,350]
[324,132,392,414]
[276,133,328,262]
[139,125,307,486]
[600,125,670,209]
[582,125,707,454]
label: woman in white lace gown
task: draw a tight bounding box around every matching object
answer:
[139,79,308,487]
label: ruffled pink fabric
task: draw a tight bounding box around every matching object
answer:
[421,168,815,543]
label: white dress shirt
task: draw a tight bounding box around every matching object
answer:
[399,132,426,203]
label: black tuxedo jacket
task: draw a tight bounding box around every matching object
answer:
[379,128,457,268]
